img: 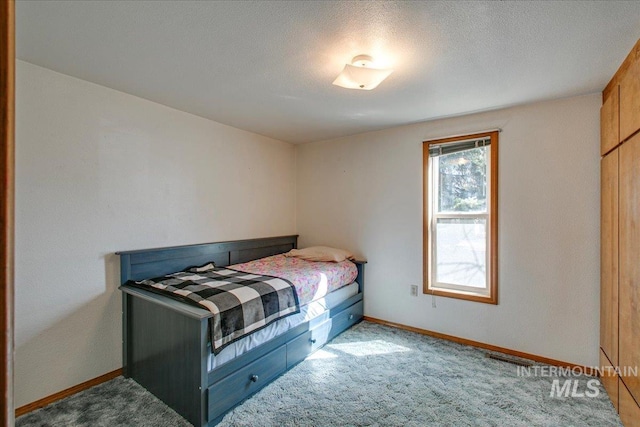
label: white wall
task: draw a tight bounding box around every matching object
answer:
[297,94,601,367]
[14,61,296,407]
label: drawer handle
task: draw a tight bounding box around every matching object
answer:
[250,374,259,383]
[309,338,317,344]
[349,314,354,320]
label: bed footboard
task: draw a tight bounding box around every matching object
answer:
[123,291,209,426]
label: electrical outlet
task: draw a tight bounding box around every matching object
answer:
[410,285,418,297]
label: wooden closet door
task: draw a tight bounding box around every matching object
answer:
[620,59,640,143]
[600,349,619,411]
[620,382,640,427]
[619,131,640,404]
[601,149,619,367]
[601,87,619,156]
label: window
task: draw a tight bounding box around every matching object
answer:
[423,131,498,304]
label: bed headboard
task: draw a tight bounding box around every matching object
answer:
[117,235,298,284]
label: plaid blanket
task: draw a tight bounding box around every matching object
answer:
[128,264,300,354]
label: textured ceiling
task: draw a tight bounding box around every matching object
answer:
[15,1,640,144]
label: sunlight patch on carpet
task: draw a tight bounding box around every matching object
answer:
[327,339,412,356]
[306,348,339,360]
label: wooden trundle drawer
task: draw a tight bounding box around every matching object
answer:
[286,319,332,368]
[329,300,363,340]
[208,344,287,421]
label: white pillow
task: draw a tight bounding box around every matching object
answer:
[284,246,354,262]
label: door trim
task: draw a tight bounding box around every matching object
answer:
[1,0,15,425]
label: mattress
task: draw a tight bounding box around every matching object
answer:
[230,254,358,306]
[208,281,359,370]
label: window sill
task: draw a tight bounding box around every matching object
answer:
[424,287,497,305]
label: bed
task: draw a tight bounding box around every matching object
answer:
[117,235,365,426]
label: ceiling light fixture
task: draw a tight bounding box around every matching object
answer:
[332,55,393,91]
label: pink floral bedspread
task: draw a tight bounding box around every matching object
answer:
[230,254,358,306]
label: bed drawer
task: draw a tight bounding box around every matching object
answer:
[329,300,363,340]
[208,344,286,421]
[286,320,332,368]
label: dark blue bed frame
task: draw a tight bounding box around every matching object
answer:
[118,235,365,426]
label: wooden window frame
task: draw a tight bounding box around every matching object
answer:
[423,131,499,304]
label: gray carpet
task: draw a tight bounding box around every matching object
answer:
[17,321,622,427]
